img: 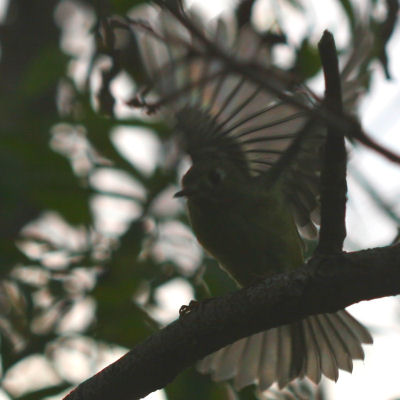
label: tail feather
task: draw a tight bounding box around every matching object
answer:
[212,337,247,381]
[303,317,322,384]
[197,349,219,374]
[328,312,365,359]
[308,316,339,381]
[277,324,293,388]
[337,309,373,344]
[258,327,279,391]
[320,314,353,372]
[234,332,264,389]
[197,309,372,391]
[289,321,307,380]
[209,347,228,375]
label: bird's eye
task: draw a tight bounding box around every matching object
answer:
[208,168,224,185]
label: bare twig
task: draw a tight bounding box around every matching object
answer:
[316,30,347,254]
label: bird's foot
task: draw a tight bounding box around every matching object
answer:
[179,300,200,317]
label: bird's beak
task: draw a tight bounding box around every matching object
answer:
[174,189,186,198]
[174,188,195,198]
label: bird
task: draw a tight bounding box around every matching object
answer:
[130,2,373,392]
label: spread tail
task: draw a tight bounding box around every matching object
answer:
[197,309,372,391]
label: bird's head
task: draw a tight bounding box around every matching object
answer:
[174,157,250,205]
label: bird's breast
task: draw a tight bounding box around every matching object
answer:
[186,194,304,287]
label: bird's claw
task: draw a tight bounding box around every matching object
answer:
[179,300,200,318]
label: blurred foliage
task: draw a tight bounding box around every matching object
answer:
[0,0,398,399]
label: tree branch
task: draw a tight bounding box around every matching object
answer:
[64,244,400,400]
[316,30,347,254]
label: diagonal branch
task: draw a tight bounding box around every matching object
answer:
[64,244,400,400]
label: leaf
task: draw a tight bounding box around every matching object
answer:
[93,295,157,346]
[19,46,69,98]
[292,39,321,80]
[92,220,159,345]
[199,258,237,299]
[237,385,258,400]
[166,368,233,400]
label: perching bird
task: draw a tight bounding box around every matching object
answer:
[131,3,373,392]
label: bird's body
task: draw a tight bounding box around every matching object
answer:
[177,147,372,390]
[133,4,373,391]
[183,159,303,286]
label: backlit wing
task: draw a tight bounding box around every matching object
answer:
[130,4,369,238]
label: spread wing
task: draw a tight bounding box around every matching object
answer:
[130,5,369,238]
